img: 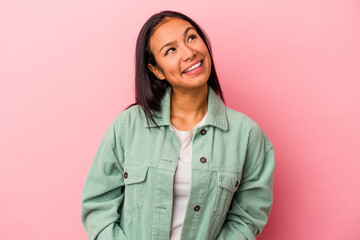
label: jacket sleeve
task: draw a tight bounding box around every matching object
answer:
[216,126,275,240]
[81,119,128,240]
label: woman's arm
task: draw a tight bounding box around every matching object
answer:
[81,120,128,240]
[216,127,275,240]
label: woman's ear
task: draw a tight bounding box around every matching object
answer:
[147,63,165,80]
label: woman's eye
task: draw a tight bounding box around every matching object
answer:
[165,48,175,55]
[188,35,197,42]
[164,35,197,55]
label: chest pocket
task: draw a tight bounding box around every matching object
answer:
[213,171,241,217]
[123,165,149,215]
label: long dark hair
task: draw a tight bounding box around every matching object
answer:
[126,10,225,127]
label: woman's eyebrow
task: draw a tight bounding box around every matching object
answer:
[159,26,195,53]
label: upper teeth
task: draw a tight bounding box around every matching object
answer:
[184,61,202,73]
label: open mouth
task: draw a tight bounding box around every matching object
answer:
[183,61,203,74]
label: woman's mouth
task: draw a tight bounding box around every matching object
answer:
[183,61,203,75]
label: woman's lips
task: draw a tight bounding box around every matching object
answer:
[183,61,203,76]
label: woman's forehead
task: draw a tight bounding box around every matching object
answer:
[150,18,194,46]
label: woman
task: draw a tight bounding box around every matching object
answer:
[81,10,275,240]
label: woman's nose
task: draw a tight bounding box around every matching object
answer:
[181,45,196,61]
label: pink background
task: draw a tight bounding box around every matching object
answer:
[1,0,359,239]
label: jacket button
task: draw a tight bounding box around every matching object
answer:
[235,180,239,188]
[194,205,200,211]
[200,129,207,135]
[200,157,207,163]
[124,172,128,179]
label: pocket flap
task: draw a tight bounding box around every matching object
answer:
[124,165,149,185]
[217,172,242,193]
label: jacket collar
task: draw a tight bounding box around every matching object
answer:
[145,86,228,131]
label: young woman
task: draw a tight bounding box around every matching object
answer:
[81,10,275,240]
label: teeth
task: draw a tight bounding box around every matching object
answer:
[184,61,202,73]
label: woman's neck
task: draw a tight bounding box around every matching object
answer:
[170,84,208,126]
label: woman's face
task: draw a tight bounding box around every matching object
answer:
[148,17,211,92]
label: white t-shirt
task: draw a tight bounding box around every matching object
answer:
[169,112,208,240]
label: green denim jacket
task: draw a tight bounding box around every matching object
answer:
[81,86,275,240]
